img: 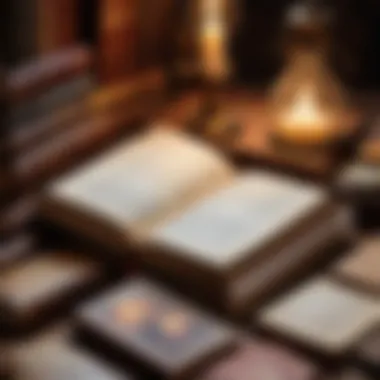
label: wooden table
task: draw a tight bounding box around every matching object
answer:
[156,89,365,181]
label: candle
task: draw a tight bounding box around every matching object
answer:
[276,89,338,144]
[199,0,229,82]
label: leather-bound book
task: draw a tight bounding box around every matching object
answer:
[145,171,352,317]
[0,196,39,236]
[98,0,138,83]
[12,337,132,380]
[337,118,380,206]
[6,45,93,104]
[358,118,380,166]
[332,237,380,295]
[258,277,380,358]
[5,0,79,63]
[337,164,380,206]
[0,250,106,333]
[0,233,35,272]
[75,277,237,379]
[9,74,95,127]
[42,129,234,251]
[198,340,319,380]
[36,0,79,54]
[331,369,373,380]
[14,98,162,186]
[137,0,176,68]
[8,67,165,154]
[354,324,380,375]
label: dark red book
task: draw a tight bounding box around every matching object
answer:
[98,0,138,83]
[36,0,80,54]
[6,45,93,104]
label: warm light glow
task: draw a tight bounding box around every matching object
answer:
[270,1,351,146]
[282,89,330,130]
[270,52,348,145]
[198,0,230,82]
[274,87,339,144]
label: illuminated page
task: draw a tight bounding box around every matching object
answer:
[47,128,233,230]
[151,171,326,269]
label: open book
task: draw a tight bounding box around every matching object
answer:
[42,128,234,250]
[43,128,350,315]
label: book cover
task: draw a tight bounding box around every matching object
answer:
[7,45,93,104]
[137,0,176,68]
[9,74,95,127]
[98,0,138,83]
[36,0,79,54]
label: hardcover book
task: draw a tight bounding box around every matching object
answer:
[333,237,380,295]
[0,251,105,332]
[13,338,130,380]
[36,0,79,54]
[75,277,237,379]
[258,277,380,357]
[9,74,95,127]
[98,0,137,83]
[6,45,93,104]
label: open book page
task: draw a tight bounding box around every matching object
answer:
[149,171,326,269]
[45,128,234,235]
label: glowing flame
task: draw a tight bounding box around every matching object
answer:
[283,89,329,130]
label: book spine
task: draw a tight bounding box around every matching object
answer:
[0,67,15,205]
[15,96,162,185]
[36,0,79,54]
[9,68,165,159]
[137,0,176,68]
[98,0,137,83]
[7,45,93,104]
[9,74,96,127]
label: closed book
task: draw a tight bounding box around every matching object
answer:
[337,163,380,205]
[0,250,105,333]
[358,119,380,165]
[9,74,95,127]
[6,45,93,104]
[332,237,380,295]
[354,324,380,375]
[98,0,138,83]
[5,0,79,64]
[0,196,38,236]
[258,277,380,357]
[198,340,318,380]
[137,0,176,68]
[42,129,233,251]
[36,0,79,54]
[12,339,130,380]
[14,99,163,186]
[75,277,237,379]
[0,233,34,272]
[8,68,165,154]
[145,172,351,317]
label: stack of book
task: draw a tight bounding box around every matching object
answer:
[42,128,353,319]
[337,117,380,227]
